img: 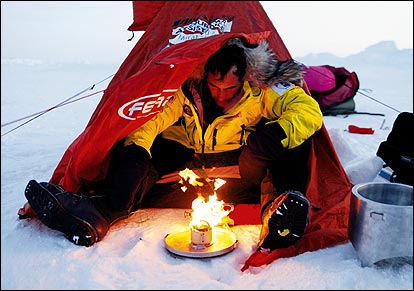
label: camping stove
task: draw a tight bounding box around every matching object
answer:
[164,169,238,258]
[164,212,238,258]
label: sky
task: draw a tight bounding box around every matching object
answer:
[1,1,413,63]
[1,1,413,290]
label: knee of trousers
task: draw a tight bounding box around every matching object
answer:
[238,148,269,184]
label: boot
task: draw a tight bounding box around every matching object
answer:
[39,181,65,194]
[257,190,310,252]
[24,180,109,247]
[18,182,65,220]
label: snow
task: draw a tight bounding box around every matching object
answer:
[1,41,413,289]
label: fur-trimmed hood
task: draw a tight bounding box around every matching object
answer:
[227,37,304,88]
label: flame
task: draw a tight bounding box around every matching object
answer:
[214,178,226,190]
[179,168,204,192]
[179,168,233,229]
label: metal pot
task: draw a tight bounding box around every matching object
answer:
[348,182,413,267]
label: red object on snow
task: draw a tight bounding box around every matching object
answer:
[348,125,375,134]
[229,204,261,225]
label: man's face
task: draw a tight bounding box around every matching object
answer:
[206,65,243,109]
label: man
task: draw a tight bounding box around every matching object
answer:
[20,38,323,254]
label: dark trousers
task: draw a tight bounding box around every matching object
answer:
[99,135,312,223]
[238,137,311,214]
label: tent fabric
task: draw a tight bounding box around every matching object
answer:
[49,1,352,267]
[51,0,293,192]
[127,1,165,31]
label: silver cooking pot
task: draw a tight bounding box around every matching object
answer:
[348,182,413,267]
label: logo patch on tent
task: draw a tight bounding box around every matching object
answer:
[169,16,234,45]
[118,89,177,120]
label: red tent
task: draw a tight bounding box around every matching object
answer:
[50,1,352,268]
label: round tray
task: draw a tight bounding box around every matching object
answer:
[164,227,238,258]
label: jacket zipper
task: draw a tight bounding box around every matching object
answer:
[212,128,218,151]
[240,124,245,145]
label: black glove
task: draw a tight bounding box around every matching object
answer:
[246,121,286,161]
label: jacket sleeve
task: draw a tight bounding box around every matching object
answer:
[124,89,186,156]
[262,83,323,149]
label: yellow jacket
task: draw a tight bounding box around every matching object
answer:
[125,81,323,157]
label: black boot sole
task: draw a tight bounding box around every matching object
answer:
[25,180,98,247]
[261,191,309,250]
